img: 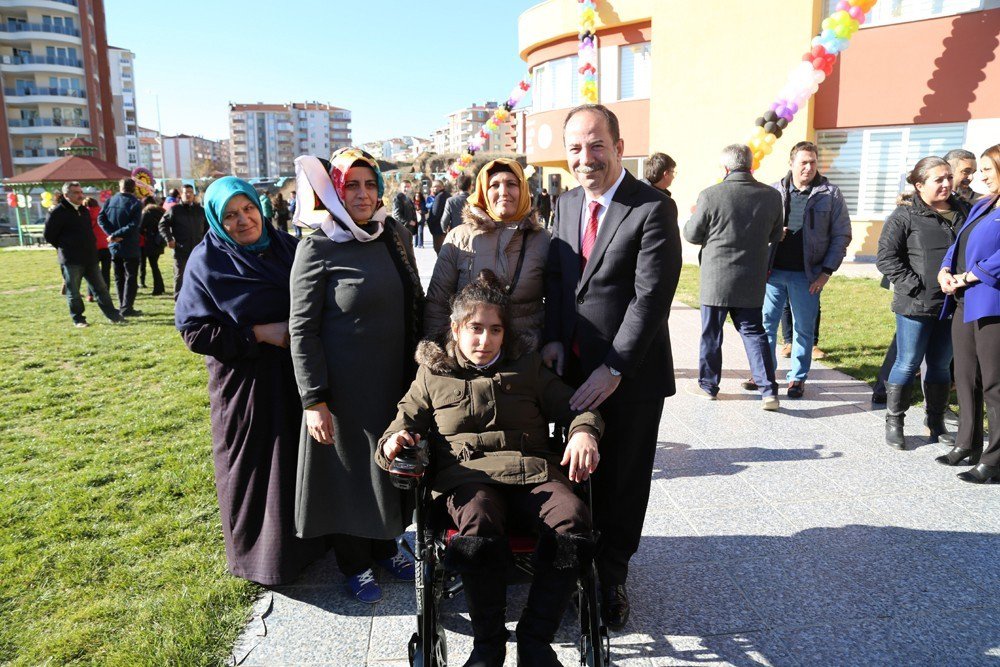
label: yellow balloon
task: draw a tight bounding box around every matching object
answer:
[764,133,777,145]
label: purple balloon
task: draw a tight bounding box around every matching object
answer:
[789,102,799,114]
[780,109,795,122]
[775,105,788,117]
[770,102,779,111]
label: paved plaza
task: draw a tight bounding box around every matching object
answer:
[230,247,999,666]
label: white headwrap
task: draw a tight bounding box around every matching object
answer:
[291,155,385,243]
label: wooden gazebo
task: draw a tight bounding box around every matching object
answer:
[3,139,132,244]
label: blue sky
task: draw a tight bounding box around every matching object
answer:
[105,0,538,144]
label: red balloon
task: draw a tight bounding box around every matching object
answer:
[811,45,827,58]
[812,57,826,70]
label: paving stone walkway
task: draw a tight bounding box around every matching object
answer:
[230,249,999,666]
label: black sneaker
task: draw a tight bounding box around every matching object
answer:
[787,381,805,399]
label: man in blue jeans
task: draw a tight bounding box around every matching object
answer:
[757,141,851,398]
[44,181,124,327]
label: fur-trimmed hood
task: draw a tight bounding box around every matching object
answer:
[415,329,534,375]
[460,204,542,234]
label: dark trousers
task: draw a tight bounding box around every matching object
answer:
[781,299,821,345]
[588,398,662,587]
[88,248,112,299]
[952,302,1000,466]
[61,262,120,323]
[432,233,445,254]
[141,249,165,294]
[328,533,397,578]
[173,253,190,300]
[445,481,591,538]
[112,256,139,314]
[699,305,777,397]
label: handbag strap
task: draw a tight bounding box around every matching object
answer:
[506,229,531,296]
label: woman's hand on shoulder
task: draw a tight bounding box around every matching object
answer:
[252,321,290,348]
[382,430,421,462]
[561,430,599,482]
[305,402,335,444]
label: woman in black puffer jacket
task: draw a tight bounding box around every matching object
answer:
[877,156,970,449]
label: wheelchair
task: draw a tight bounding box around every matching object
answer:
[390,428,611,667]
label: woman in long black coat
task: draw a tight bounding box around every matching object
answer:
[176,176,324,585]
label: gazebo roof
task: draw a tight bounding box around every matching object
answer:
[3,154,132,188]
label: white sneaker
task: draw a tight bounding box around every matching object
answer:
[762,396,780,411]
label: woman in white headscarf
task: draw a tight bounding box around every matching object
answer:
[288,148,424,603]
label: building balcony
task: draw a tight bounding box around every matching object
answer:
[4,86,86,104]
[13,147,58,163]
[0,53,84,75]
[8,117,89,134]
[0,0,79,14]
[0,21,82,45]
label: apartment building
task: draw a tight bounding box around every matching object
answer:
[161,133,226,179]
[228,102,352,179]
[137,125,161,177]
[107,45,137,170]
[443,101,516,154]
[0,0,117,176]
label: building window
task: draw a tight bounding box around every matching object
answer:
[825,0,984,26]
[816,122,967,218]
[532,55,580,112]
[619,42,651,100]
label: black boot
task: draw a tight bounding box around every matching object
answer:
[935,446,981,466]
[516,532,595,667]
[923,383,955,445]
[885,383,912,449]
[446,536,511,667]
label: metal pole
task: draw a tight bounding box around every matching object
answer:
[14,193,24,246]
[156,94,166,194]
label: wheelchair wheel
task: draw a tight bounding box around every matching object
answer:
[577,564,609,667]
[411,557,448,666]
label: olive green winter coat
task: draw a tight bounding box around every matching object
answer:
[376,337,603,496]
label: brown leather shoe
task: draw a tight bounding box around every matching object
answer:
[601,584,630,632]
[787,381,805,399]
[779,343,792,358]
[740,378,759,391]
[812,346,827,359]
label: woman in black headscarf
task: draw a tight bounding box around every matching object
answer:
[176,176,324,586]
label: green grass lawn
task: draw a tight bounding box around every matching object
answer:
[0,248,256,666]
[675,264,896,386]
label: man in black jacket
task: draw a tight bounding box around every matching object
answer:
[159,184,207,299]
[425,179,449,253]
[543,104,682,631]
[45,181,124,326]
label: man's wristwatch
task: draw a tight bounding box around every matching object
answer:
[607,366,622,377]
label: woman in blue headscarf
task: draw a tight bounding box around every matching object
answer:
[176,176,325,586]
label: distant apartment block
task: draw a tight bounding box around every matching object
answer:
[228,102,352,179]
[162,133,227,179]
[107,45,137,170]
[137,125,162,177]
[0,0,117,176]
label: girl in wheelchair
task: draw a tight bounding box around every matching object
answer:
[377,270,604,667]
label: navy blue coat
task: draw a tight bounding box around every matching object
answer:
[98,192,142,259]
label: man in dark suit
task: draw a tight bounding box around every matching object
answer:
[543,104,681,631]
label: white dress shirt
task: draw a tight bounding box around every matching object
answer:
[580,167,627,246]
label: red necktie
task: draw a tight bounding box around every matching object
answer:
[581,200,600,270]
[573,200,601,358]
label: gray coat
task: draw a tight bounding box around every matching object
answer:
[684,171,783,309]
[288,229,416,540]
[440,191,469,234]
[769,173,852,282]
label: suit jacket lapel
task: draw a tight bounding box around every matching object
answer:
[577,175,634,293]
[563,188,584,287]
